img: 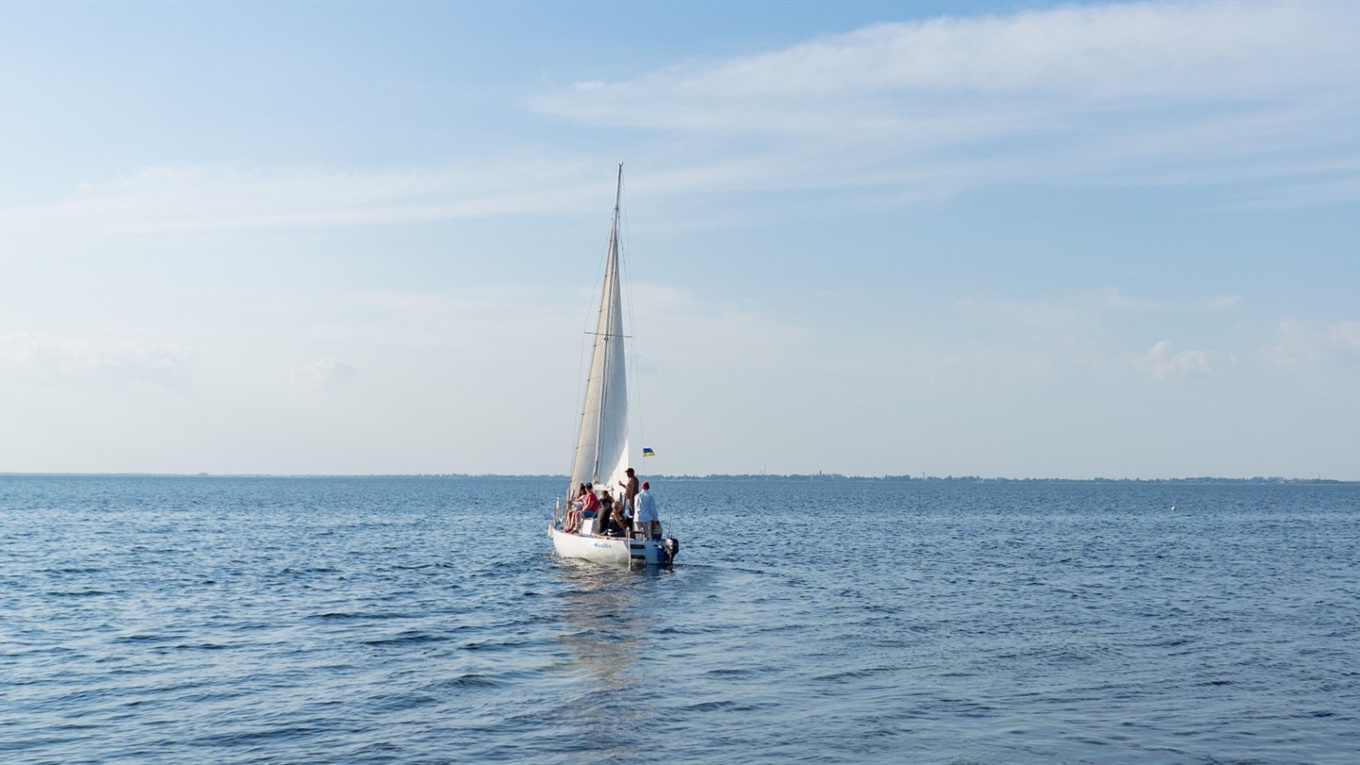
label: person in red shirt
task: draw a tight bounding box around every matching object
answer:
[566,483,601,533]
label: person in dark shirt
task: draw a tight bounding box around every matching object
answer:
[618,467,640,528]
[598,490,621,536]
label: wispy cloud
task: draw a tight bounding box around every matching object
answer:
[282,286,597,353]
[289,357,359,393]
[954,288,1163,332]
[0,333,195,390]
[545,3,1358,127]
[539,1,1360,202]
[949,291,1245,380]
[0,160,612,237]
[3,2,1356,241]
[1264,319,1360,367]
[1126,340,1214,379]
[1204,295,1244,312]
[632,285,811,372]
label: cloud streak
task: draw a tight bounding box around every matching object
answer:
[1126,340,1213,379]
[3,2,1356,241]
[0,333,196,390]
[0,160,614,237]
[1264,319,1360,367]
[289,357,359,393]
[545,2,1359,129]
[0,0,1352,264]
[539,1,1360,201]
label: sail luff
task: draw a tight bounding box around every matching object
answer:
[591,224,617,483]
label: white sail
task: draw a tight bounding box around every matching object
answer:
[568,165,629,496]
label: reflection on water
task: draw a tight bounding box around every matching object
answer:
[550,560,680,759]
[555,562,644,687]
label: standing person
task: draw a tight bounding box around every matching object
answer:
[635,481,660,539]
[618,467,639,526]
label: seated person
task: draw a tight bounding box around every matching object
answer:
[563,483,587,532]
[598,490,621,536]
[567,484,600,533]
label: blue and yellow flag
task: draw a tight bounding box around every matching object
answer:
[642,447,656,457]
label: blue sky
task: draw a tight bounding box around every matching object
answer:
[1,1,1357,478]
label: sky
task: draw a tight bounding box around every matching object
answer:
[1,1,1358,479]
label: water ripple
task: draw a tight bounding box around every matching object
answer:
[1,476,1357,764]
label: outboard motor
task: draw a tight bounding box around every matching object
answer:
[662,537,680,563]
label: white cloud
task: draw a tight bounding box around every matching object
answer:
[289,358,360,393]
[954,288,1162,332]
[0,333,195,390]
[281,286,598,354]
[543,2,1358,130]
[0,160,612,237]
[945,290,1248,380]
[1265,319,1360,367]
[3,4,1355,243]
[535,1,1360,202]
[0,0,1352,257]
[1333,321,1360,351]
[1126,340,1213,379]
[633,285,811,372]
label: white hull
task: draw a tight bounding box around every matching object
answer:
[549,525,631,565]
[549,519,676,566]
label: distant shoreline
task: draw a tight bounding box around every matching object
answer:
[1,472,1355,485]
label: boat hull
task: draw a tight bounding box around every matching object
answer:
[548,521,676,566]
[549,525,632,565]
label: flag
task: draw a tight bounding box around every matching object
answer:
[642,447,656,457]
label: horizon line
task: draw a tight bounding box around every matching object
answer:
[0,472,1355,484]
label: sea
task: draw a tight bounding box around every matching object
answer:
[2,475,1357,765]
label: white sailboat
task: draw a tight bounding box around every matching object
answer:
[549,165,679,566]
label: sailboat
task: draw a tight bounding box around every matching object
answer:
[549,165,679,566]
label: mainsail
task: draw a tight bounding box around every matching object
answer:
[568,165,629,496]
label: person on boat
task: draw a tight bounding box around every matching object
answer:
[618,467,639,517]
[565,483,600,534]
[568,481,601,530]
[635,481,661,539]
[616,493,633,534]
[597,490,619,536]
[563,483,588,532]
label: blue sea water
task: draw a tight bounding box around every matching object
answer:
[1,476,1357,764]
